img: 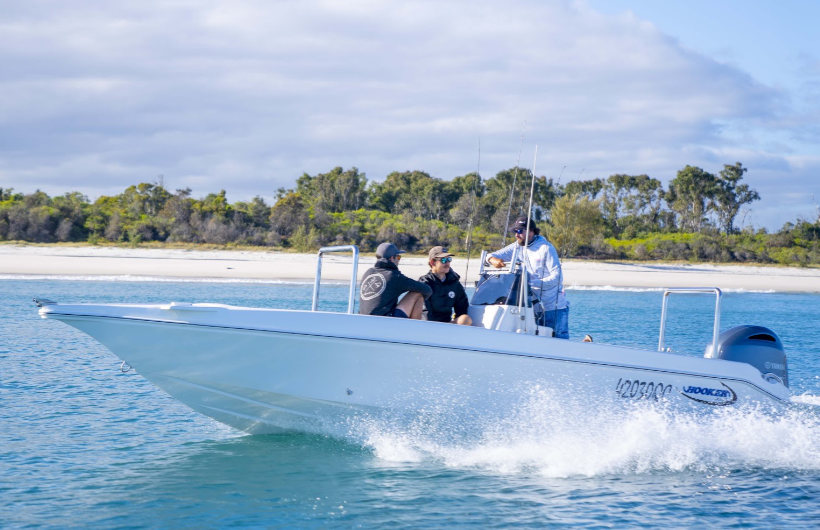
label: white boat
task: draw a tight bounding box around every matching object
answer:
[37,245,793,436]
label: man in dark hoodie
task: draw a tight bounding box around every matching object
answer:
[419,246,472,325]
[359,242,432,318]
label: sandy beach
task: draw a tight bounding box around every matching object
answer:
[1,244,819,292]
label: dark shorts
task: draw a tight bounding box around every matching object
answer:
[391,308,408,318]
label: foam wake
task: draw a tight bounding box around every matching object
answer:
[355,386,820,477]
[792,393,820,406]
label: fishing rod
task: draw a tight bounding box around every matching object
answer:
[502,124,527,246]
[525,145,537,244]
[517,145,538,331]
[462,137,481,288]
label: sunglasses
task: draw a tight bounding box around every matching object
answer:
[391,255,402,261]
[437,257,453,264]
[514,229,526,234]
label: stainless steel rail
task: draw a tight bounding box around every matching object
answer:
[478,250,488,275]
[658,287,722,355]
[478,246,520,276]
[312,245,359,314]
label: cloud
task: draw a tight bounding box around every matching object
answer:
[0,0,814,228]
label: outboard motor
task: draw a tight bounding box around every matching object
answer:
[707,325,788,387]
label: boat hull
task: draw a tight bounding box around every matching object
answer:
[40,303,791,435]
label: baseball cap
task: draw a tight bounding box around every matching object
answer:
[511,215,538,233]
[428,246,454,261]
[376,242,406,259]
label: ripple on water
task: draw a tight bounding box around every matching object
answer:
[1,280,818,527]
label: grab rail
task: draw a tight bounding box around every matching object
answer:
[478,250,488,275]
[658,287,722,354]
[478,246,521,276]
[312,245,359,314]
[475,246,530,333]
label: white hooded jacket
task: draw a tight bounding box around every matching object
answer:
[489,234,568,310]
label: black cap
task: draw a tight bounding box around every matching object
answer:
[511,216,538,234]
[376,242,406,259]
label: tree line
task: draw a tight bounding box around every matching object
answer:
[1,162,818,265]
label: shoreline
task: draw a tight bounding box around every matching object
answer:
[2,244,819,293]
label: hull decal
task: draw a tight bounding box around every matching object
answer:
[680,382,737,406]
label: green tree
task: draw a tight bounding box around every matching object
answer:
[447,172,483,199]
[482,167,559,234]
[714,162,759,234]
[118,183,171,218]
[234,196,271,229]
[0,190,58,242]
[196,190,232,220]
[52,192,90,241]
[666,166,719,232]
[84,195,117,240]
[446,172,484,226]
[368,170,455,220]
[270,192,309,240]
[159,188,197,242]
[111,183,174,242]
[546,193,604,257]
[297,167,368,213]
[562,178,604,200]
[601,174,665,237]
[0,188,18,201]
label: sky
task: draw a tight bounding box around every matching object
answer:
[1,0,818,230]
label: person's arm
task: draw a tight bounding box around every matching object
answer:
[398,273,433,299]
[487,256,505,268]
[418,275,434,313]
[453,282,470,317]
[488,242,517,268]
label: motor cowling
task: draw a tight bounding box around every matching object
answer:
[708,325,788,387]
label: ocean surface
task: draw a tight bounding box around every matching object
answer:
[1,277,819,528]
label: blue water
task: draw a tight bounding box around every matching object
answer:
[2,278,819,527]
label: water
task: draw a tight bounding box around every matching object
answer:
[2,278,819,527]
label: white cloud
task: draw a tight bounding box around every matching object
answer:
[0,0,816,229]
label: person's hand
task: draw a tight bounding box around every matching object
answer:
[489,257,505,268]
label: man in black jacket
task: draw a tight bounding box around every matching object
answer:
[359,242,432,318]
[419,246,472,325]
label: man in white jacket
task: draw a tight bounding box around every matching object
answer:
[487,216,570,339]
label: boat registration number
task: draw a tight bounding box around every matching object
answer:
[615,378,673,401]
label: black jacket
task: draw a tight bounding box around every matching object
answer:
[359,259,432,316]
[419,270,469,323]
